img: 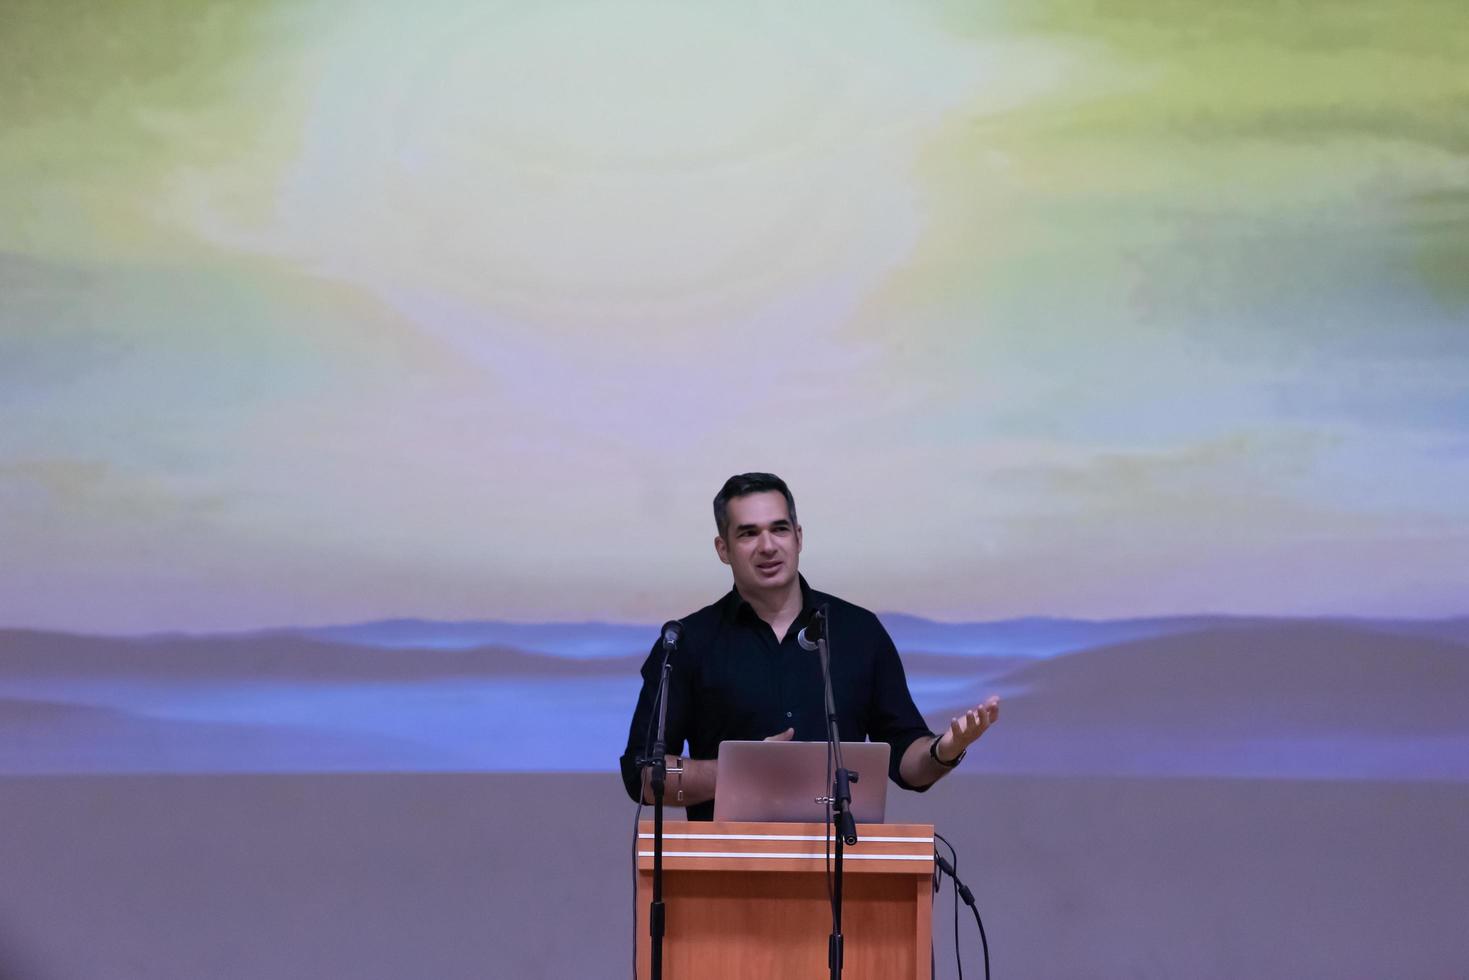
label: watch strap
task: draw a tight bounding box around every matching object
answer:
[929,736,965,768]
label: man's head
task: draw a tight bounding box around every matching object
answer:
[712,472,802,597]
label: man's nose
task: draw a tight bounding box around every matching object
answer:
[756,532,777,553]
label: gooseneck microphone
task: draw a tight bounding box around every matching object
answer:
[661,620,684,651]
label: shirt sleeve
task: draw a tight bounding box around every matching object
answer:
[618,636,690,804]
[866,616,937,792]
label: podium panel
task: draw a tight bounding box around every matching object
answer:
[636,821,933,979]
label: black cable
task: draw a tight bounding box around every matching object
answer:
[936,832,962,980]
[631,799,645,980]
[934,831,990,980]
[970,896,991,980]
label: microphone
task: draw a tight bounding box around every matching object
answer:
[661,620,683,651]
[796,608,826,652]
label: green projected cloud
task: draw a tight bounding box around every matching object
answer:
[1,0,1466,630]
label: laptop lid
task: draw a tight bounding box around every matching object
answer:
[712,740,890,824]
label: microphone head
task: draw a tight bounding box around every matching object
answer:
[661,620,684,649]
[796,607,826,652]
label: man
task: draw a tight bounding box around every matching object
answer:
[619,472,999,819]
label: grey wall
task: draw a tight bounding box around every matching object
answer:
[2,772,1465,979]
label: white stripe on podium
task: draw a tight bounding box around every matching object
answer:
[638,833,932,844]
[637,850,931,862]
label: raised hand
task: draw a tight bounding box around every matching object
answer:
[936,695,1000,762]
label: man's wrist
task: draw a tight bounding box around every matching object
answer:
[929,734,965,768]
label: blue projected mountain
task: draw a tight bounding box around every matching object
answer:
[1,616,1466,779]
[297,619,657,657]
[294,613,1398,659]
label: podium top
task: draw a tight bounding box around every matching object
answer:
[636,820,934,876]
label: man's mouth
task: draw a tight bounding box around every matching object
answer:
[756,560,783,575]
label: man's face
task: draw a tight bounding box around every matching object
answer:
[714,490,803,597]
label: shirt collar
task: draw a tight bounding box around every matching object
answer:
[722,574,819,624]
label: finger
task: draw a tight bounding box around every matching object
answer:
[950,711,977,748]
[972,709,988,739]
[972,697,995,725]
[764,727,795,741]
[965,707,991,742]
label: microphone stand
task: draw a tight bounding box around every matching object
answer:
[647,659,671,980]
[639,626,679,980]
[812,605,858,980]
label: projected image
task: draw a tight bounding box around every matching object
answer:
[1,0,1466,780]
[4,616,1467,779]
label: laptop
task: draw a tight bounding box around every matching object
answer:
[712,740,891,823]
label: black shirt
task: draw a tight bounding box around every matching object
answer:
[618,576,935,820]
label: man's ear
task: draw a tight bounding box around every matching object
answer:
[795,524,803,555]
[714,534,731,565]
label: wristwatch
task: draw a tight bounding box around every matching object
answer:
[929,736,965,768]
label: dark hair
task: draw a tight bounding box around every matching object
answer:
[713,472,797,538]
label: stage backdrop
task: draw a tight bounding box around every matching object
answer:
[2,1,1467,978]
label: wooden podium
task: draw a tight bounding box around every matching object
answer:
[636,820,934,979]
